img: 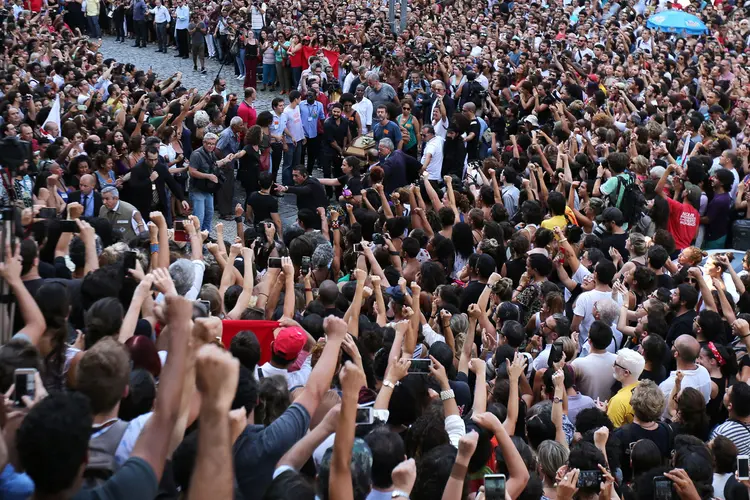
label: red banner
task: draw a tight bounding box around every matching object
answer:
[221,319,279,365]
[301,45,340,76]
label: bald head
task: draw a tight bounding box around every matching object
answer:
[674,334,699,364]
[318,280,339,306]
[79,174,96,195]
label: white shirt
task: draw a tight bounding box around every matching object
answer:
[283,105,305,143]
[175,5,189,29]
[532,344,552,372]
[573,289,622,347]
[352,97,373,133]
[659,365,711,417]
[422,135,444,181]
[571,351,618,401]
[150,5,171,23]
[258,355,312,390]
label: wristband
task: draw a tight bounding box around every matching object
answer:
[304,288,312,292]
[331,221,340,229]
[234,216,243,223]
[440,389,455,401]
[391,491,410,500]
[559,238,568,243]
[150,243,159,253]
[389,251,399,256]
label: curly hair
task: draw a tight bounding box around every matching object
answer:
[630,379,665,422]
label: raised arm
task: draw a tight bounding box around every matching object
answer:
[441,432,479,500]
[472,411,530,498]
[329,361,366,500]
[0,244,46,344]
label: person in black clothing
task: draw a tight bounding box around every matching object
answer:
[598,207,629,262]
[666,284,699,346]
[647,245,674,290]
[320,103,351,198]
[276,166,327,229]
[442,126,467,178]
[247,171,281,235]
[461,102,481,163]
[317,156,363,206]
[459,253,496,314]
[121,145,189,226]
[238,125,263,204]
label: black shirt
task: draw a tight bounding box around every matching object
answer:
[600,232,630,262]
[337,174,362,196]
[247,192,278,224]
[466,118,481,161]
[666,309,696,346]
[656,273,675,290]
[286,177,328,215]
[459,280,486,314]
[323,116,349,155]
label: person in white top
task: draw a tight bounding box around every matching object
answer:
[572,259,621,349]
[571,320,618,402]
[531,313,571,372]
[257,326,314,389]
[352,85,373,134]
[174,0,190,59]
[150,0,172,53]
[420,125,444,181]
[659,334,712,417]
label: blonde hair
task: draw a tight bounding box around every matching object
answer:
[681,246,707,267]
[631,380,665,422]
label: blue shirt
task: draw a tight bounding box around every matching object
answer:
[298,100,324,139]
[0,464,34,500]
[373,120,402,146]
[133,0,147,21]
[80,191,94,217]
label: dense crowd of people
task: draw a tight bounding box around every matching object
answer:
[5,0,750,498]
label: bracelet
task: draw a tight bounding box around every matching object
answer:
[258,292,268,297]
[440,389,455,401]
[382,379,395,389]
[389,251,399,256]
[234,216,243,223]
[304,288,312,292]
[559,238,568,243]
[150,243,159,253]
[740,333,750,339]
[331,221,339,229]
[391,491,410,500]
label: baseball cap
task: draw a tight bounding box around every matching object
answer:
[588,74,599,83]
[272,326,307,361]
[684,182,702,207]
[598,207,624,225]
[616,348,645,377]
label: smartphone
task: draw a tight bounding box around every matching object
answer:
[301,256,311,275]
[653,476,673,500]
[174,220,187,242]
[372,233,385,245]
[39,207,57,219]
[268,257,282,268]
[77,104,87,111]
[14,368,37,407]
[577,470,602,489]
[407,358,432,374]
[739,455,750,481]
[548,341,564,365]
[353,243,362,253]
[123,250,137,276]
[59,220,79,233]
[484,474,506,500]
[355,405,373,425]
[198,299,211,316]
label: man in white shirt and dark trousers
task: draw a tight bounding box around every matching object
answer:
[150,0,172,53]
[420,124,444,182]
[174,0,190,59]
[257,326,314,389]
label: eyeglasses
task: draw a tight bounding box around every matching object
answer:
[402,106,411,110]
[613,361,629,372]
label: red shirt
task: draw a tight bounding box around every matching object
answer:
[666,196,699,250]
[237,101,257,129]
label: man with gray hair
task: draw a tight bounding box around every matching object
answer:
[592,298,623,355]
[378,137,420,194]
[189,132,235,232]
[531,313,571,371]
[216,117,244,219]
[365,71,399,120]
[99,186,145,242]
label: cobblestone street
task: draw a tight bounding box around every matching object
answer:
[98,36,302,241]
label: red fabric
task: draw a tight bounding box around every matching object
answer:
[666,196,699,251]
[301,46,340,75]
[237,101,257,129]
[221,320,279,365]
[289,47,304,68]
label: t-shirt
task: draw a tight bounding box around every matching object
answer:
[704,192,731,241]
[188,21,206,46]
[666,310,696,347]
[600,232,629,262]
[282,105,304,143]
[372,120,403,146]
[72,457,158,500]
[710,420,750,456]
[573,289,621,346]
[571,352,617,401]
[600,173,631,208]
[659,366,712,418]
[466,119,481,161]
[607,382,637,428]
[666,197,699,250]
[613,422,673,480]
[541,215,568,233]
[364,84,397,117]
[234,403,311,500]
[422,136,445,181]
[248,192,278,224]
[567,392,596,426]
[337,174,362,196]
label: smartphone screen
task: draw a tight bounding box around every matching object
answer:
[39,207,57,219]
[174,220,187,242]
[355,406,373,425]
[407,358,432,374]
[548,342,563,366]
[14,368,36,406]
[653,477,673,500]
[59,220,79,233]
[353,243,362,253]
[301,256,311,275]
[739,456,750,480]
[577,470,602,489]
[484,474,506,500]
[123,251,137,274]
[268,257,282,268]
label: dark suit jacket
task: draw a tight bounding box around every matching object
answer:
[381,150,421,194]
[121,158,186,220]
[67,190,103,217]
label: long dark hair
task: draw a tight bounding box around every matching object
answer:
[35,283,70,392]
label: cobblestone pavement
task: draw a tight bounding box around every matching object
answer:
[98,36,303,241]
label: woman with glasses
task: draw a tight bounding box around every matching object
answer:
[396,98,421,159]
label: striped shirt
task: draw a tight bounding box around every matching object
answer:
[710,420,750,455]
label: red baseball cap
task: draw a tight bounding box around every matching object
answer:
[272,327,306,361]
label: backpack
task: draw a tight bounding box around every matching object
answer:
[466,81,485,109]
[608,172,646,228]
[83,419,130,488]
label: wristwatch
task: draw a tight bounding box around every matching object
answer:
[382,380,396,389]
[553,396,563,404]
[392,491,410,500]
[440,389,455,401]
